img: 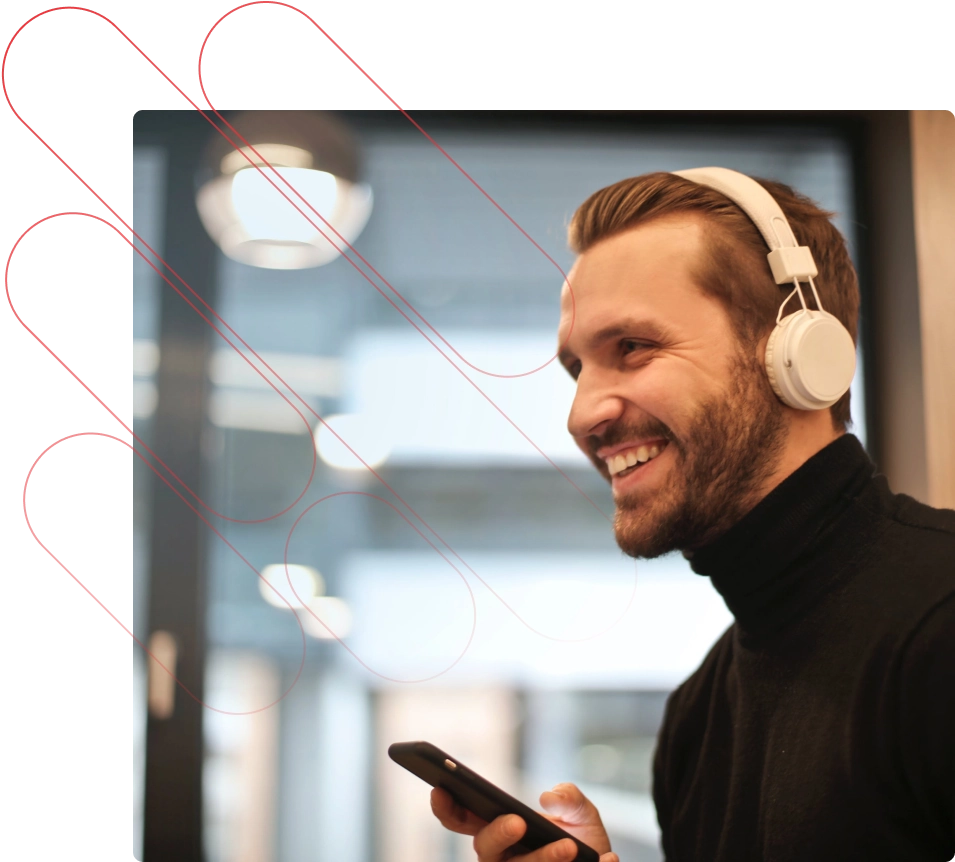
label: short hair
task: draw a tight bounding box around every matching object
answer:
[567,172,860,431]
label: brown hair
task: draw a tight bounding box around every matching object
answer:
[567,172,860,431]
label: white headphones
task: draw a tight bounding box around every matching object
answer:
[671,167,856,411]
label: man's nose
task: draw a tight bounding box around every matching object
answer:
[567,373,625,442]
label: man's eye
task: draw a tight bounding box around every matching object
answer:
[570,361,582,380]
[621,339,649,354]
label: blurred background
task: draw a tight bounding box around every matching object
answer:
[131,110,951,862]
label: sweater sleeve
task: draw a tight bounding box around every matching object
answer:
[896,591,955,859]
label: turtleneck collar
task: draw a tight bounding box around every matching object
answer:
[684,433,880,640]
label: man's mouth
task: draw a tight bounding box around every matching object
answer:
[604,441,669,478]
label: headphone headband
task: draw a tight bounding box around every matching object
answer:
[671,167,818,285]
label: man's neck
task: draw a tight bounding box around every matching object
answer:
[757,419,844,507]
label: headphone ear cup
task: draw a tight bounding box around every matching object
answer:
[765,310,856,411]
[764,321,788,405]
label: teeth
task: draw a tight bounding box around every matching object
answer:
[605,441,668,475]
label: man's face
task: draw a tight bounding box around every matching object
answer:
[557,214,789,559]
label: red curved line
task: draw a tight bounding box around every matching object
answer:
[22,431,307,714]
[5,211,318,525]
[283,491,478,683]
[1,7,588,512]
[4,6,637,642]
[199,0,405,112]
[3,7,328,524]
[196,0,578,381]
[6,209,632,643]
[190,11,637,648]
[2,7,588,522]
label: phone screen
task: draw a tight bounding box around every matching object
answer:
[388,740,600,862]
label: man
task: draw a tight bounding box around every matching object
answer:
[431,170,955,861]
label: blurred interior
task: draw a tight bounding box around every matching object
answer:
[132,110,950,862]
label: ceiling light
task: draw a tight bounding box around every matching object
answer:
[196,111,373,270]
[314,413,391,470]
[302,596,353,639]
[259,563,325,609]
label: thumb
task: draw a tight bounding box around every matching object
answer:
[539,783,598,825]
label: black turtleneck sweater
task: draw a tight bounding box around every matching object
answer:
[652,433,955,861]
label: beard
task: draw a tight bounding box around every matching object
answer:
[608,348,790,560]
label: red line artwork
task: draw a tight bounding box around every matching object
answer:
[4,3,638,707]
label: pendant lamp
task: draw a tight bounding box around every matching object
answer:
[196,111,373,270]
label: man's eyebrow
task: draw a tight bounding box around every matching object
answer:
[558,318,675,369]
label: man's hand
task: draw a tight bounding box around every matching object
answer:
[430,782,619,862]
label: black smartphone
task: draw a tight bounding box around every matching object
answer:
[388,740,600,862]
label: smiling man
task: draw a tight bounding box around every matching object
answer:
[559,213,794,561]
[431,169,955,862]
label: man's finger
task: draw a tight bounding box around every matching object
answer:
[472,813,528,860]
[539,783,601,826]
[430,787,489,835]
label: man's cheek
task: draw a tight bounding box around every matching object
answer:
[577,441,610,480]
